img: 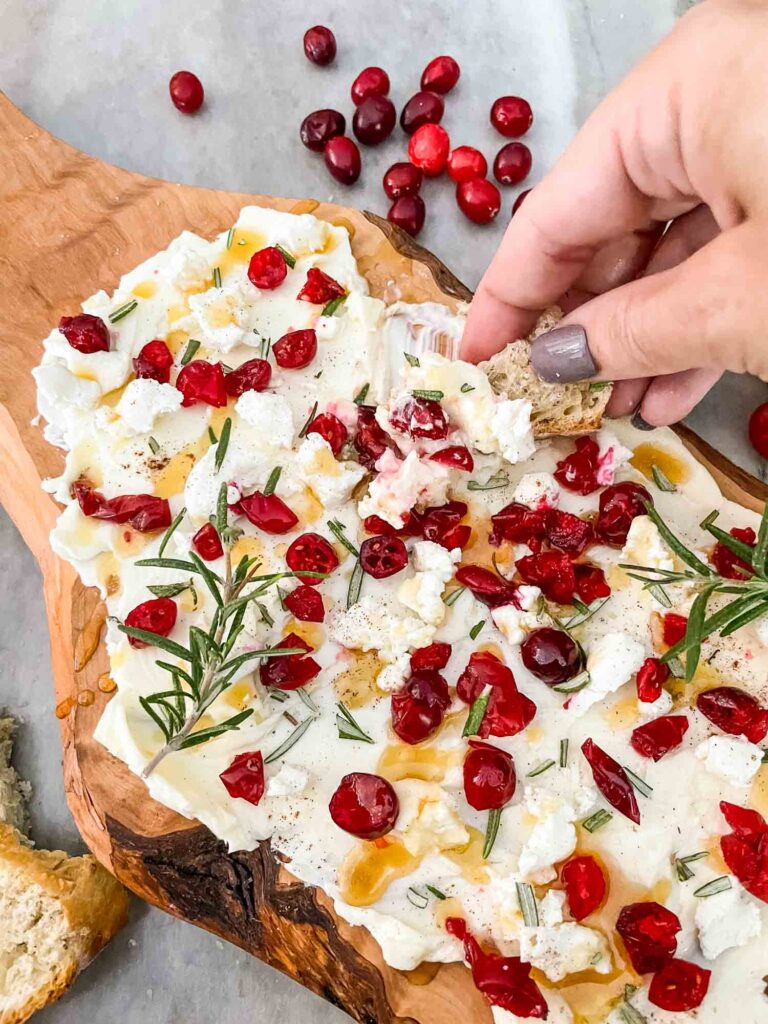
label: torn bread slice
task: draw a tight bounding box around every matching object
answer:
[0,718,29,834]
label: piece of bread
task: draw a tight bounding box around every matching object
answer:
[0,719,29,834]
[480,307,612,436]
[0,717,129,1024]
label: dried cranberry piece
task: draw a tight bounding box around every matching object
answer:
[595,482,652,547]
[169,70,204,113]
[408,123,450,177]
[662,612,688,647]
[73,483,171,532]
[516,551,576,605]
[581,738,640,824]
[400,91,445,134]
[300,108,346,151]
[192,522,223,561]
[387,195,426,237]
[719,802,768,901]
[636,657,669,703]
[284,585,325,623]
[489,502,547,550]
[561,856,606,921]
[224,358,271,397]
[273,329,317,370]
[616,902,681,974]
[360,535,408,579]
[630,716,689,762]
[463,740,516,810]
[490,96,533,138]
[303,25,336,66]
[133,339,173,383]
[259,632,321,690]
[421,56,460,95]
[285,532,339,582]
[447,145,488,184]
[363,514,398,536]
[219,751,264,805]
[297,268,346,305]
[455,565,518,608]
[521,627,581,686]
[353,95,396,146]
[410,642,451,672]
[237,492,299,534]
[493,142,532,186]
[391,670,450,744]
[248,246,289,290]
[58,313,110,353]
[306,412,348,456]
[390,395,449,440]
[456,651,515,705]
[697,686,768,743]
[329,773,398,839]
[456,179,501,225]
[125,597,178,649]
[721,800,768,837]
[383,162,423,199]
[648,959,711,1012]
[324,136,362,185]
[479,687,537,739]
[573,564,611,604]
[712,526,756,579]
[354,406,393,469]
[176,360,227,407]
[429,446,474,472]
[545,509,594,555]
[554,437,600,495]
[442,524,472,550]
[421,501,469,548]
[351,66,390,105]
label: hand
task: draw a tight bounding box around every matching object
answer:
[462,0,768,427]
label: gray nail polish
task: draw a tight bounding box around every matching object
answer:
[631,411,654,431]
[530,325,596,383]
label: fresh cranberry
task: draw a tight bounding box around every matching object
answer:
[73,482,171,532]
[400,91,444,134]
[490,502,547,549]
[456,179,501,224]
[721,800,768,837]
[456,651,517,705]
[324,136,361,185]
[447,146,488,183]
[521,627,581,686]
[305,412,347,456]
[573,564,611,604]
[662,612,688,647]
[284,585,325,623]
[490,96,533,138]
[273,329,318,369]
[748,402,768,459]
[463,740,516,811]
[169,71,204,114]
[361,515,396,536]
[248,246,288,290]
[300,109,346,151]
[697,686,768,743]
[219,751,264,805]
[516,551,576,605]
[720,801,768,903]
[648,959,710,1012]
[408,123,450,176]
[391,670,451,744]
[387,195,426,237]
[354,406,393,469]
[383,162,423,199]
[512,189,531,216]
[236,492,299,534]
[329,772,398,839]
[133,340,173,383]
[192,522,224,561]
[58,313,110,353]
[544,509,594,555]
[303,25,336,66]
[636,657,669,703]
[582,739,640,824]
[554,437,600,495]
[353,95,396,146]
[390,395,449,439]
[285,532,339,582]
[421,55,460,94]
[411,642,451,672]
[421,501,471,550]
[616,902,681,974]
[429,446,474,472]
[125,598,177,649]
[297,268,346,305]
[481,687,537,738]
[595,482,652,547]
[224,358,272,397]
[712,526,756,579]
[259,632,321,690]
[455,565,518,608]
[351,66,390,105]
[631,716,689,761]
[360,535,408,578]
[176,360,227,407]
[493,142,532,186]
[561,856,606,921]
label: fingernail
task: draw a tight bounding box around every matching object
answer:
[631,411,654,431]
[530,324,596,383]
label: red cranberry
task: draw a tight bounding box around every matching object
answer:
[192,522,223,561]
[297,268,346,304]
[383,162,423,199]
[521,627,581,686]
[351,66,390,105]
[219,751,264,806]
[286,532,339,582]
[456,179,501,224]
[125,598,177,649]
[561,856,606,921]
[429,446,474,472]
[648,959,711,1013]
[73,483,171,532]
[273,329,317,369]
[631,715,689,761]
[176,360,227,407]
[300,109,346,152]
[447,146,488,183]
[390,395,448,439]
[636,657,669,703]
[749,402,768,459]
[512,189,531,216]
[224,358,271,397]
[455,564,518,608]
[421,501,471,550]
[400,90,444,134]
[516,551,576,605]
[582,738,640,824]
[662,612,688,647]
[481,687,537,739]
[616,902,681,974]
[697,686,768,743]
[493,142,532,186]
[324,136,361,185]
[260,632,321,690]
[719,801,768,903]
[554,437,600,495]
[248,246,288,290]
[169,71,204,114]
[306,412,348,456]
[391,670,451,744]
[712,525,755,579]
[303,25,336,66]
[463,740,516,810]
[353,95,396,146]
[573,564,611,604]
[411,642,451,672]
[490,96,533,138]
[284,585,325,623]
[329,772,398,839]
[354,406,394,469]
[133,339,173,383]
[595,481,652,547]
[360,535,408,578]
[58,314,110,354]
[387,195,426,237]
[490,502,547,549]
[456,651,517,705]
[544,509,594,555]
[421,55,460,95]
[408,123,450,176]
[236,492,299,534]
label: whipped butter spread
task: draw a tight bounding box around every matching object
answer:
[34,206,768,1023]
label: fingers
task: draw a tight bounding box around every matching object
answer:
[636,367,723,426]
[607,378,651,418]
[642,205,720,275]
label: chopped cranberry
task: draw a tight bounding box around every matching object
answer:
[748,402,768,460]
[390,395,449,439]
[456,651,517,705]
[429,446,474,472]
[490,502,547,550]
[305,412,347,456]
[456,179,501,224]
[176,360,227,407]
[697,686,768,743]
[133,340,173,383]
[354,406,393,469]
[712,526,756,579]
[545,509,594,555]
[408,123,450,177]
[259,632,321,690]
[363,514,398,536]
[303,25,336,66]
[573,564,611,604]
[721,799,768,837]
[387,195,426,237]
[636,657,669,703]
[353,95,396,146]
[297,268,346,305]
[391,670,451,744]
[383,162,423,199]
[273,329,318,369]
[400,90,444,134]
[480,686,537,739]
[447,145,488,184]
[595,482,652,547]
[421,55,460,95]
[720,801,768,903]
[285,532,339,582]
[554,437,600,495]
[455,564,518,608]
[521,627,581,686]
[237,492,299,534]
[284,585,325,623]
[58,313,110,354]
[329,772,398,839]
[192,522,223,561]
[411,642,452,672]
[324,136,361,185]
[125,597,177,649]
[516,551,576,605]
[630,716,689,761]
[493,142,532,186]
[248,246,289,290]
[662,612,688,647]
[616,902,681,974]
[490,96,533,138]
[300,108,346,151]
[73,482,171,532]
[582,738,640,824]
[351,66,390,105]
[648,959,711,1012]
[169,71,204,114]
[421,501,468,545]
[220,752,264,805]
[512,189,531,216]
[463,740,516,810]
[561,856,606,921]
[224,358,272,397]
[360,535,408,578]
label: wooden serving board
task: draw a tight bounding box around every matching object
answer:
[1,91,767,1024]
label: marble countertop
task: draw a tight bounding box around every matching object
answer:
[1,0,765,1020]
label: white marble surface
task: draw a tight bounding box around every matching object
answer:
[0,0,765,1021]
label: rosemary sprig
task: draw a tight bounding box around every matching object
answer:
[559,738,569,767]
[226,227,235,249]
[328,519,359,557]
[469,619,485,641]
[212,266,222,288]
[467,473,510,492]
[148,436,160,455]
[443,586,467,607]
[651,464,676,492]
[412,389,444,401]
[460,383,475,393]
[526,759,555,778]
[353,383,370,405]
[336,702,374,743]
[148,579,196,600]
[109,299,138,324]
[180,339,201,365]
[275,243,296,268]
[214,417,232,472]
[516,882,539,926]
[694,876,732,898]
[483,807,502,859]
[158,506,187,558]
[321,294,347,317]
[675,850,708,882]
[347,558,365,608]
[407,885,446,908]
[463,693,489,737]
[581,809,612,833]
[404,352,420,367]
[263,467,282,496]
[299,401,318,438]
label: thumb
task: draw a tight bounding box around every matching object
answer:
[529,221,768,385]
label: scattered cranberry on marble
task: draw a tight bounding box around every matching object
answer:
[303,25,337,66]
[219,751,265,806]
[447,146,488,183]
[490,95,533,137]
[133,339,173,383]
[490,502,547,550]
[456,178,501,224]
[360,535,409,578]
[58,313,110,354]
[169,71,204,114]
[192,522,224,561]
[748,401,768,459]
[248,246,289,290]
[176,359,227,407]
[273,329,318,369]
[324,135,362,184]
[400,90,445,134]
[544,508,594,555]
[561,855,606,920]
[512,189,531,215]
[223,357,272,397]
[387,195,426,237]
[124,598,178,649]
[351,66,390,105]
[329,772,399,839]
[408,123,450,176]
[493,142,532,186]
[300,109,346,152]
[383,162,423,199]
[353,95,396,145]
[421,55,461,95]
[286,532,339,582]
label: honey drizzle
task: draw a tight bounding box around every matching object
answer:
[74,604,107,670]
[629,444,689,486]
